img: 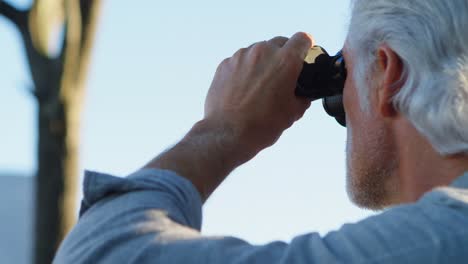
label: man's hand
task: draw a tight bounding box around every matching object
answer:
[145,33,314,201]
[204,32,314,156]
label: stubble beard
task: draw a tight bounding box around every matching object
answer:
[345,123,399,210]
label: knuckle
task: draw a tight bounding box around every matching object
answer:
[216,57,231,71]
[221,57,230,65]
[254,41,269,49]
[269,36,288,47]
[234,47,247,57]
[251,41,270,55]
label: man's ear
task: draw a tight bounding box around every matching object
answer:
[376,45,404,118]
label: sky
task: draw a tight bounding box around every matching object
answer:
[0,0,375,244]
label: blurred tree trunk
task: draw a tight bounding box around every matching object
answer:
[0,0,100,263]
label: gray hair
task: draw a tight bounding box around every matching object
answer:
[346,0,468,155]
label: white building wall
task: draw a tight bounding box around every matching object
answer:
[0,175,33,264]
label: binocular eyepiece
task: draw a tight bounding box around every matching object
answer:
[295,46,347,127]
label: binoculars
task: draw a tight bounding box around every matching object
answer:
[295,46,347,126]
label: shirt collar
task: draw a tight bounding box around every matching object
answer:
[450,171,468,189]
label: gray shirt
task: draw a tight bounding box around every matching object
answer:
[54,169,468,263]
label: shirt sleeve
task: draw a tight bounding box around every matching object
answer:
[80,169,203,230]
[53,169,468,264]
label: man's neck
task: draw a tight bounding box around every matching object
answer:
[393,118,468,203]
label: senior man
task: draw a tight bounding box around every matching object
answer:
[54,0,468,263]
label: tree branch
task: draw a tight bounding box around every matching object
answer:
[0,1,53,102]
[58,0,100,105]
[0,0,27,31]
[77,0,100,81]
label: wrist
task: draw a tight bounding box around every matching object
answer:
[146,117,258,201]
[186,117,258,167]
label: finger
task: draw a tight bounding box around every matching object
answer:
[246,40,266,50]
[294,98,312,120]
[267,36,289,47]
[282,32,315,60]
